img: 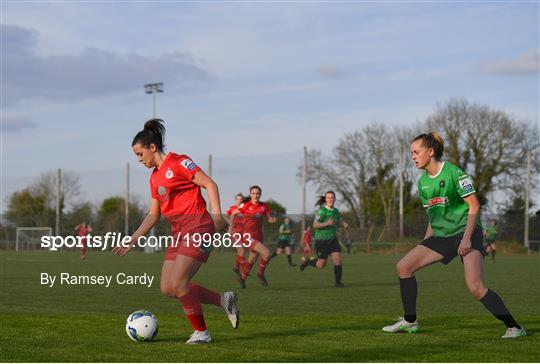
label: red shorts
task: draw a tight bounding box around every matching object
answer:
[164,221,216,263]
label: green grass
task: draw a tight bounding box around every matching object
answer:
[0,250,538,362]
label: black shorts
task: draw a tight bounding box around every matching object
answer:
[315,238,341,260]
[420,225,484,265]
[277,238,290,249]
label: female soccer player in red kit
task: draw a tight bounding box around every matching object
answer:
[226,193,246,276]
[233,186,276,288]
[75,222,92,260]
[113,119,239,345]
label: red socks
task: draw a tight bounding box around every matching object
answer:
[257,258,269,276]
[178,287,206,331]
[236,254,245,272]
[190,283,221,306]
[242,261,254,279]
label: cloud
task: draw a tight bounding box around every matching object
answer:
[318,65,346,79]
[2,24,212,106]
[1,116,37,132]
[481,48,539,75]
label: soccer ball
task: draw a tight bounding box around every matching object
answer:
[125,310,158,342]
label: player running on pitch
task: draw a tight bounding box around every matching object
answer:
[382,132,525,339]
[226,193,247,276]
[300,225,316,264]
[234,185,277,288]
[269,217,297,267]
[113,119,239,345]
[300,191,349,288]
[75,222,92,260]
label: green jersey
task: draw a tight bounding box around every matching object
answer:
[314,206,340,240]
[485,226,497,241]
[278,223,291,240]
[418,161,480,237]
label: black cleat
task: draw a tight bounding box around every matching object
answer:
[237,276,246,289]
[335,282,345,288]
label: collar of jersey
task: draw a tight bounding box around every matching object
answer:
[427,161,445,179]
[155,153,171,171]
[324,205,335,211]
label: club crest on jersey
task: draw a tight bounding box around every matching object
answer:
[165,168,174,179]
[458,175,474,192]
[427,196,449,207]
[180,158,197,171]
[439,180,445,188]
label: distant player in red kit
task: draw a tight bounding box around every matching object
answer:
[75,222,92,260]
[301,225,315,263]
[232,186,276,288]
[113,119,239,345]
[226,193,246,276]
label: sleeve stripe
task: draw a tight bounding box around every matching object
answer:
[460,190,476,198]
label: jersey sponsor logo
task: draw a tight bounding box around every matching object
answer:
[180,158,197,171]
[427,196,449,207]
[458,175,474,192]
[165,168,174,179]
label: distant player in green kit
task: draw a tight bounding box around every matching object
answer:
[483,219,498,262]
[270,217,296,266]
[382,132,526,339]
[300,191,349,288]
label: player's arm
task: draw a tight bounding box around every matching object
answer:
[192,170,227,231]
[458,193,480,256]
[313,217,333,229]
[113,199,161,256]
[266,208,277,223]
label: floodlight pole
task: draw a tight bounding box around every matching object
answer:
[55,168,61,236]
[524,149,532,254]
[125,162,130,236]
[144,82,164,119]
[301,146,307,240]
[399,145,404,239]
[144,82,164,250]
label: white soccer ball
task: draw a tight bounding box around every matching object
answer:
[125,310,158,342]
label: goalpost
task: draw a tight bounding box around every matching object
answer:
[15,227,53,251]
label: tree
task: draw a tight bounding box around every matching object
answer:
[95,196,145,235]
[5,188,52,227]
[425,98,539,206]
[31,170,81,213]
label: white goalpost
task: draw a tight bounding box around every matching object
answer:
[15,227,53,251]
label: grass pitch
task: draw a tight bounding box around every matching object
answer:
[0,250,538,362]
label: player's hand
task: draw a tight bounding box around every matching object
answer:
[213,215,229,233]
[326,218,335,226]
[268,216,277,223]
[458,238,472,256]
[112,242,135,257]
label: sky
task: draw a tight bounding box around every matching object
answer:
[1,1,539,214]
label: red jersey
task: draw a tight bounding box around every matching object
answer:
[77,226,91,237]
[149,153,212,235]
[226,204,244,233]
[302,230,312,245]
[239,201,270,241]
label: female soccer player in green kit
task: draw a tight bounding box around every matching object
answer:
[300,191,349,287]
[382,132,525,339]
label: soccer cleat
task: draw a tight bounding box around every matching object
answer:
[185,330,212,344]
[501,326,526,339]
[221,292,239,329]
[335,282,345,288]
[257,273,268,287]
[382,317,419,333]
[237,276,246,289]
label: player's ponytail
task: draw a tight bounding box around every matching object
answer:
[132,118,166,152]
[412,132,444,160]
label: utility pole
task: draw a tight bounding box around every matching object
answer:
[125,162,130,237]
[55,168,61,236]
[301,146,307,239]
